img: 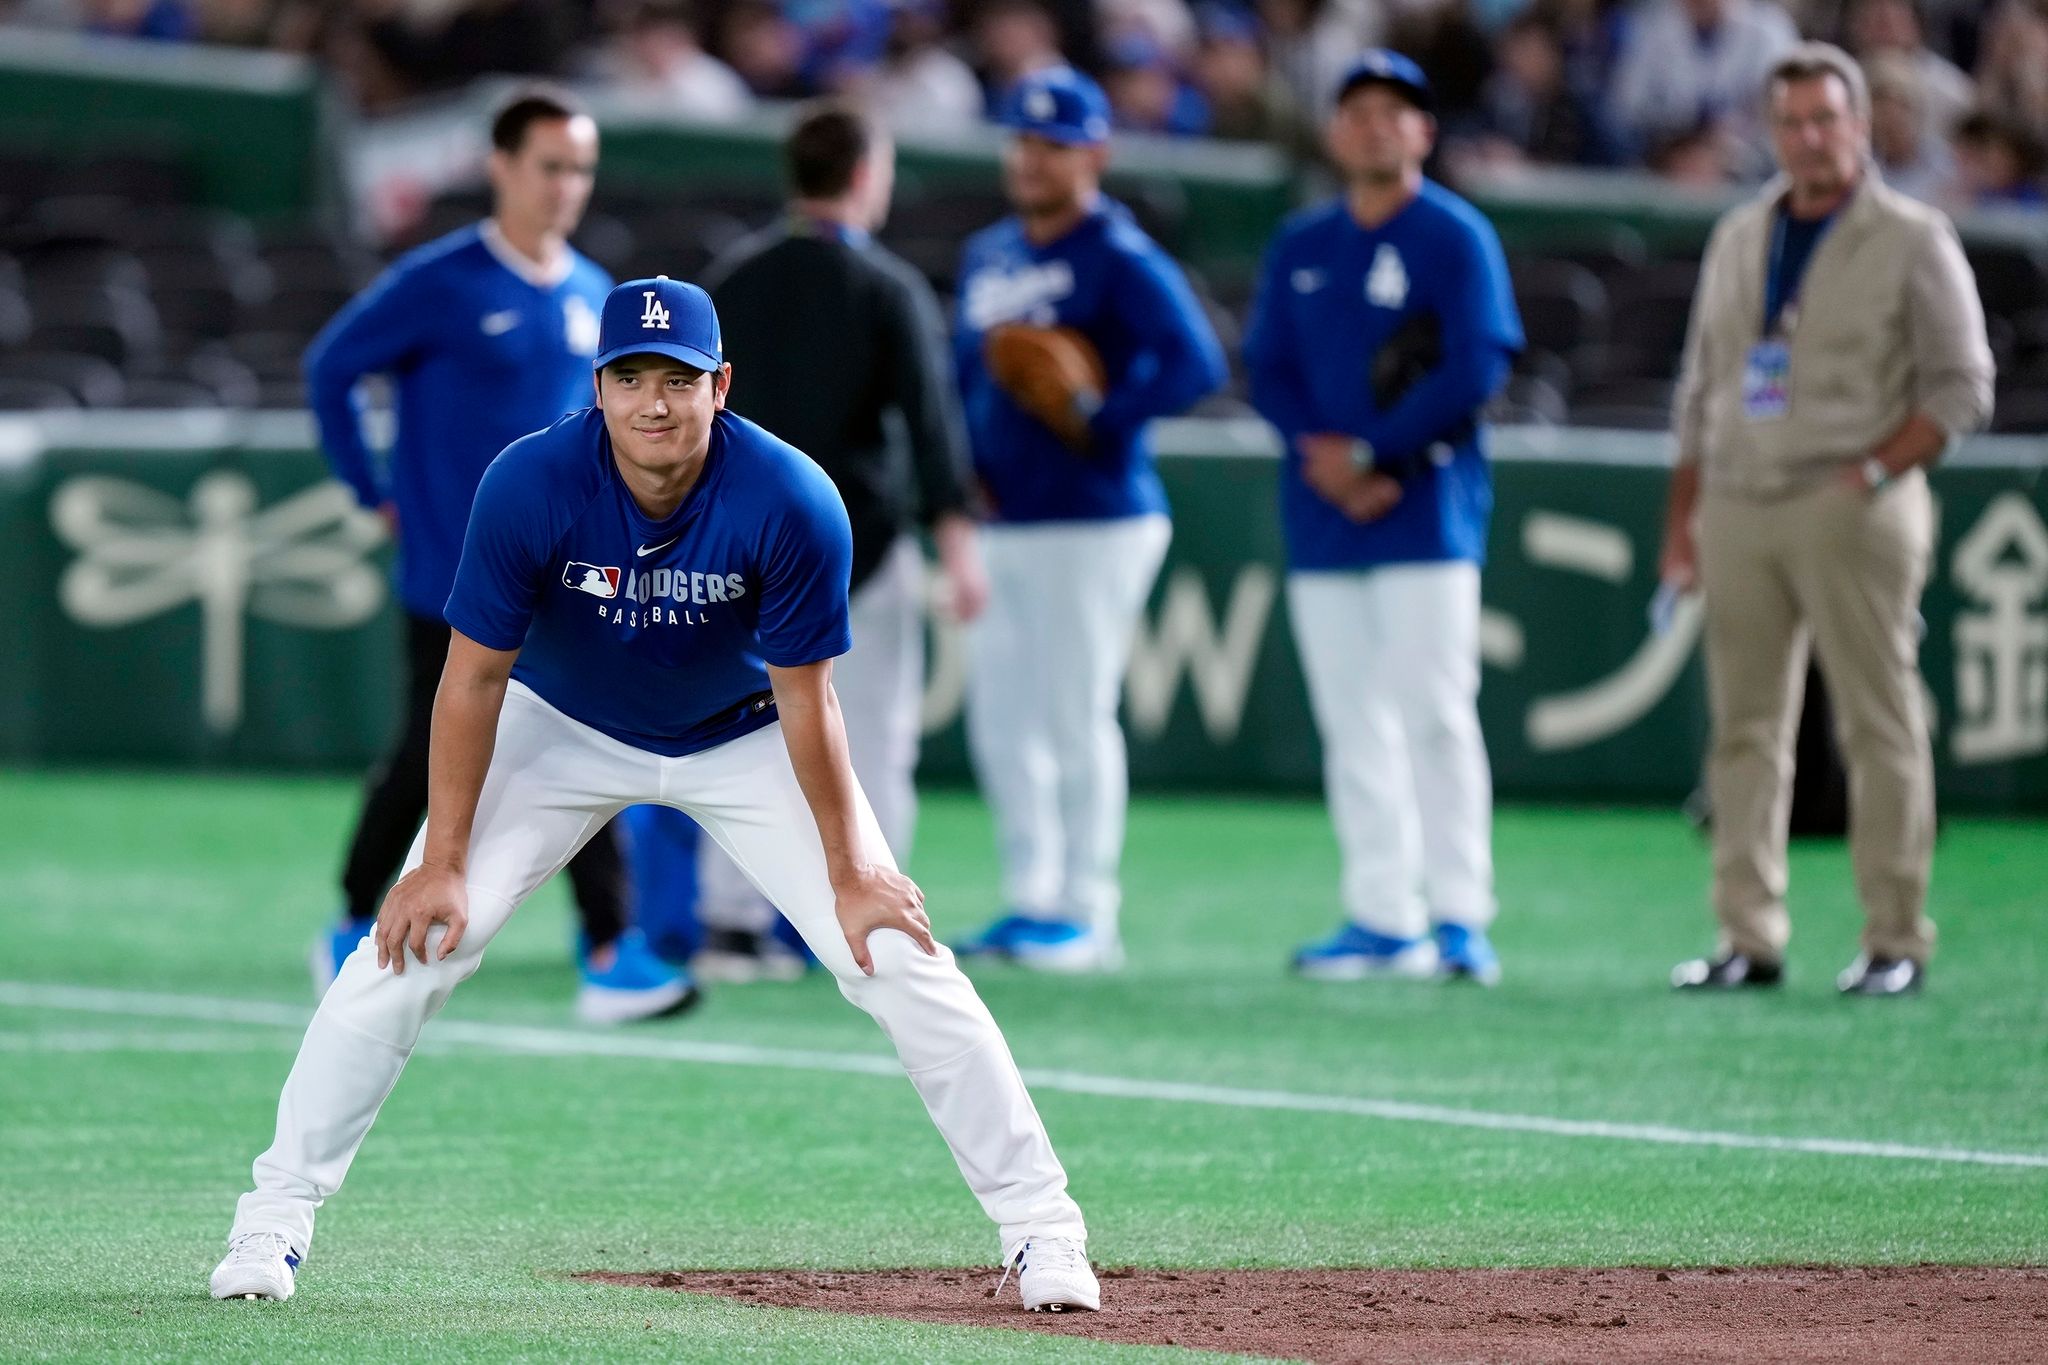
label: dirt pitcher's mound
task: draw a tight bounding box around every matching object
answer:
[578,1264,2048,1363]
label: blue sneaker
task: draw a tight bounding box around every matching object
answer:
[577,928,701,1025]
[952,913,1040,959]
[1434,922,1501,986]
[1290,923,1439,981]
[1008,920,1124,974]
[309,914,374,997]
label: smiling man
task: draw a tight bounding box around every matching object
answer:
[302,87,692,1025]
[210,278,1098,1315]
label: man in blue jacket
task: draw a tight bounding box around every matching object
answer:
[951,67,1227,972]
[1244,51,1523,985]
[303,88,692,1023]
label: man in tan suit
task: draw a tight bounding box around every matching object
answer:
[1660,43,1994,997]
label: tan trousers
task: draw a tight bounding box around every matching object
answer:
[1698,474,1937,964]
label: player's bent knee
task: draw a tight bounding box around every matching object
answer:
[862,927,959,979]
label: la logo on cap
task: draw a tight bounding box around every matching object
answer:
[1026,87,1056,120]
[641,277,671,331]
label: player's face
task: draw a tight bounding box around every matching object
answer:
[1002,133,1107,216]
[596,357,730,473]
[1769,75,1868,201]
[1326,86,1435,184]
[490,114,600,239]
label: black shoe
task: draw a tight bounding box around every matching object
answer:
[1671,951,1783,990]
[1837,954,1923,996]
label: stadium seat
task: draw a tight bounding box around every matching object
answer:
[257,232,378,294]
[0,375,78,410]
[251,285,356,341]
[120,376,226,409]
[1509,256,1609,361]
[153,283,244,343]
[22,286,163,370]
[1966,241,2048,320]
[0,351,126,407]
[220,330,312,382]
[1490,372,1568,425]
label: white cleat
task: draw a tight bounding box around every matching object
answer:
[210,1230,300,1301]
[998,1235,1100,1313]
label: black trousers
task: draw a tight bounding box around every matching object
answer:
[338,613,628,945]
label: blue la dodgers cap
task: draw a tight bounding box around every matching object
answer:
[1334,48,1435,113]
[593,275,722,373]
[998,66,1113,145]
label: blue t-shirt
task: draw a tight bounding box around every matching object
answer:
[303,224,612,619]
[443,409,854,757]
[1765,208,1835,332]
[954,198,1226,524]
[1243,182,1523,572]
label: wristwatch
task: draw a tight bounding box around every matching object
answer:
[1861,456,1892,492]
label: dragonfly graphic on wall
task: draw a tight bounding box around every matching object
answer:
[51,471,387,734]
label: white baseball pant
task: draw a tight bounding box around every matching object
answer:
[966,514,1171,940]
[699,535,927,931]
[230,680,1084,1256]
[1287,563,1496,940]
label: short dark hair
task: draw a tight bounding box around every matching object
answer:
[490,86,587,156]
[1954,109,2048,176]
[785,99,877,200]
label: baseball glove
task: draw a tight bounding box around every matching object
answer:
[984,323,1107,450]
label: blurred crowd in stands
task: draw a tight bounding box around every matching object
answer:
[5,3,2047,422]
[6,0,2046,214]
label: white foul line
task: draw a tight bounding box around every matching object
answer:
[3,980,2044,1171]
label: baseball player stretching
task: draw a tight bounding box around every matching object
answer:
[1243,52,1523,984]
[304,88,691,1023]
[951,67,1226,973]
[210,278,1097,1314]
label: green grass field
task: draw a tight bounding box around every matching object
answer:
[1,770,2043,1362]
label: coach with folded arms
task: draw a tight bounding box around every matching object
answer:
[1662,43,1993,997]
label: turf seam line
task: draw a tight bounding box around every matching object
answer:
[5,980,2045,1171]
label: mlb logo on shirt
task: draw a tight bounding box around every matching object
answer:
[563,561,621,599]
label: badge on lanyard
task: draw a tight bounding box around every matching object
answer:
[1742,337,1792,422]
[1744,213,1811,424]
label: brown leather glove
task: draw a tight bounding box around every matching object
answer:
[983,323,1107,451]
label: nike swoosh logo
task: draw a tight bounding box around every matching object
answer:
[636,538,678,558]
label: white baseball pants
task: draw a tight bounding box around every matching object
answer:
[699,536,926,931]
[966,515,1171,939]
[231,681,1084,1256]
[1287,563,1496,940]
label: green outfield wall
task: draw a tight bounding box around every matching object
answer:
[3,414,2042,809]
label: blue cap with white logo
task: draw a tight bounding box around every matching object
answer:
[998,66,1112,146]
[594,276,723,373]
[1335,48,1434,113]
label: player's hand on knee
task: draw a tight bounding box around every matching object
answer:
[375,862,469,976]
[832,865,936,975]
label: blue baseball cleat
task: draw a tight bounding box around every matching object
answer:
[576,928,701,1025]
[308,914,374,997]
[1433,921,1502,986]
[1290,922,1439,981]
[952,912,1042,959]
[1007,919,1124,973]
